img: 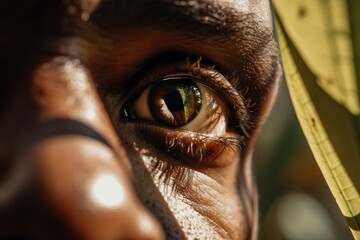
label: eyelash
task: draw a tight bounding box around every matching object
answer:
[124,122,243,192]
[111,56,249,189]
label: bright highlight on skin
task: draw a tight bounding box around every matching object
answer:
[85,109,96,120]
[89,173,125,208]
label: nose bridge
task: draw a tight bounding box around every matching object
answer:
[0,57,164,239]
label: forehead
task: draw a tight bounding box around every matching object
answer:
[65,0,272,22]
[0,0,273,40]
[76,0,269,8]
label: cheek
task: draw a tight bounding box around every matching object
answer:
[161,189,222,239]
[138,153,249,240]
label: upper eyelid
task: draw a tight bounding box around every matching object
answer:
[108,54,238,103]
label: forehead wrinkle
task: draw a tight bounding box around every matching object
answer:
[136,0,256,34]
[92,0,274,56]
[167,0,250,24]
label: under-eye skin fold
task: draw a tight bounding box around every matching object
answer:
[127,122,242,190]
[113,56,249,186]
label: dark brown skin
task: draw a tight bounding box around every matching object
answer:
[0,0,281,239]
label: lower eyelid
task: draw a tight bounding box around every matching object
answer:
[122,122,241,169]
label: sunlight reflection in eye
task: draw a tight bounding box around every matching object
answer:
[211,101,217,110]
[89,173,125,209]
[212,116,226,136]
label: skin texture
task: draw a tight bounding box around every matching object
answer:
[0,0,281,239]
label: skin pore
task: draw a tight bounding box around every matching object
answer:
[0,0,281,239]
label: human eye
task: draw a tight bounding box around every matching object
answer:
[106,55,250,187]
[122,76,226,135]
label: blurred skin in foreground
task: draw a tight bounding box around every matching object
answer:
[0,0,281,239]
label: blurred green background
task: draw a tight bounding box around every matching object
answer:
[255,79,353,240]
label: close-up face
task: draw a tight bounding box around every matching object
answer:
[0,0,281,239]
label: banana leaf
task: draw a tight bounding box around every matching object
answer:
[273,0,360,238]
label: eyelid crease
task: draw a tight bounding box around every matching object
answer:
[107,54,236,102]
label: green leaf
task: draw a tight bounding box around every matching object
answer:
[273,0,360,238]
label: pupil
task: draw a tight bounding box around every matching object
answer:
[148,78,202,127]
[164,91,184,112]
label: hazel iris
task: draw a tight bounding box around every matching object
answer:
[149,78,202,127]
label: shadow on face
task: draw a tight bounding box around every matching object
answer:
[0,0,281,239]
